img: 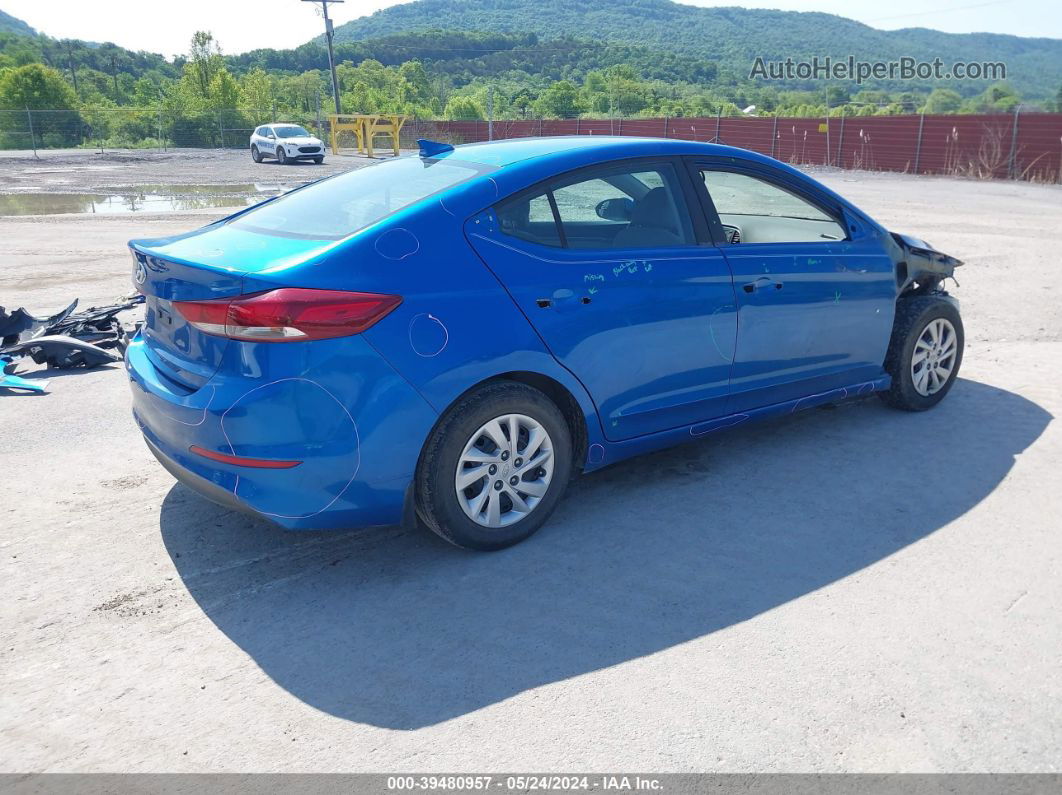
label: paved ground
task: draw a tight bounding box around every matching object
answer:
[1,150,1060,772]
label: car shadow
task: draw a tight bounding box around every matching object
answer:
[160,378,1051,729]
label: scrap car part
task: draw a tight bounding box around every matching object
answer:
[0,372,49,392]
[0,300,78,346]
[0,335,122,369]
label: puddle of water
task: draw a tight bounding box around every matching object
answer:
[0,184,289,216]
[104,183,292,196]
[23,165,119,173]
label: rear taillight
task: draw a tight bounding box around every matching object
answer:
[173,288,402,342]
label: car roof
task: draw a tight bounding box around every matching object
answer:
[439,136,770,168]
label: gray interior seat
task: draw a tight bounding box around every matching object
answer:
[612,187,685,248]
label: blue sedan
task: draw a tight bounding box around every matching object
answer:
[126,136,964,550]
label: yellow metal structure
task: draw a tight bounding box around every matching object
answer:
[329,114,407,158]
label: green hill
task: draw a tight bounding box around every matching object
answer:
[0,8,35,36]
[233,30,718,87]
[327,0,1062,98]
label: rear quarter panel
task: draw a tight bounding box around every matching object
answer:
[328,182,611,468]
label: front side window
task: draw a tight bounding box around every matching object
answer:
[701,170,846,244]
[496,163,695,250]
[231,156,488,240]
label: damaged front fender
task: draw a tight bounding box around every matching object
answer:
[888,232,963,295]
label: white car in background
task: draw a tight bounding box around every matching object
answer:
[250,124,326,165]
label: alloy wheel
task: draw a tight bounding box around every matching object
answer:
[455,413,555,528]
[912,317,958,396]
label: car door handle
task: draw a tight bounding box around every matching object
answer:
[743,277,784,293]
[537,296,592,308]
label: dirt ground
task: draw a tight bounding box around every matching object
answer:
[1,149,1060,773]
[0,146,363,187]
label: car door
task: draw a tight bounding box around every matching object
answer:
[689,160,896,413]
[466,158,738,441]
[259,126,275,154]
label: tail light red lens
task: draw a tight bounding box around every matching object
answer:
[173,288,402,342]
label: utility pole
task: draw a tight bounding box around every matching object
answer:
[110,55,120,100]
[824,87,831,167]
[609,77,615,135]
[487,85,494,141]
[65,42,80,98]
[303,0,344,116]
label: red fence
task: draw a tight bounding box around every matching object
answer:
[408,113,1062,183]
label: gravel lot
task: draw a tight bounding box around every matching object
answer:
[1,149,1060,773]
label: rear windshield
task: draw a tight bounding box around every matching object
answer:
[230,156,489,240]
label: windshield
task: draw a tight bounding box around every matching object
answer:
[275,126,311,138]
[230,156,490,240]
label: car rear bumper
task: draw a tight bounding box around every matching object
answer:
[126,332,437,530]
[144,434,262,519]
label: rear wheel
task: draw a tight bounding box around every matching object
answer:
[276,146,287,165]
[251,145,262,163]
[880,295,964,411]
[416,381,572,550]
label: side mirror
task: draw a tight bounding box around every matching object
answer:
[268,134,277,140]
[596,197,634,222]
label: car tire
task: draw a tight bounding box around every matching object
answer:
[276,146,287,165]
[251,145,262,163]
[313,156,324,164]
[880,295,964,411]
[416,381,573,551]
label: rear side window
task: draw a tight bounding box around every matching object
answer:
[496,193,562,247]
[496,163,694,250]
[230,156,488,240]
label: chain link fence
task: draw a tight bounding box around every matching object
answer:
[0,108,329,152]
[3,108,1061,183]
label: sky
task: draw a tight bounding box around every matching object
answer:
[3,0,1060,57]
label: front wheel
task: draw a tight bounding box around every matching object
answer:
[880,295,964,411]
[313,156,324,164]
[416,382,573,550]
[276,146,287,165]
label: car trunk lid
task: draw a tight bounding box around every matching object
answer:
[129,224,336,391]
[131,247,244,391]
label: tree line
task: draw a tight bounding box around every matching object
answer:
[1,28,1057,150]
